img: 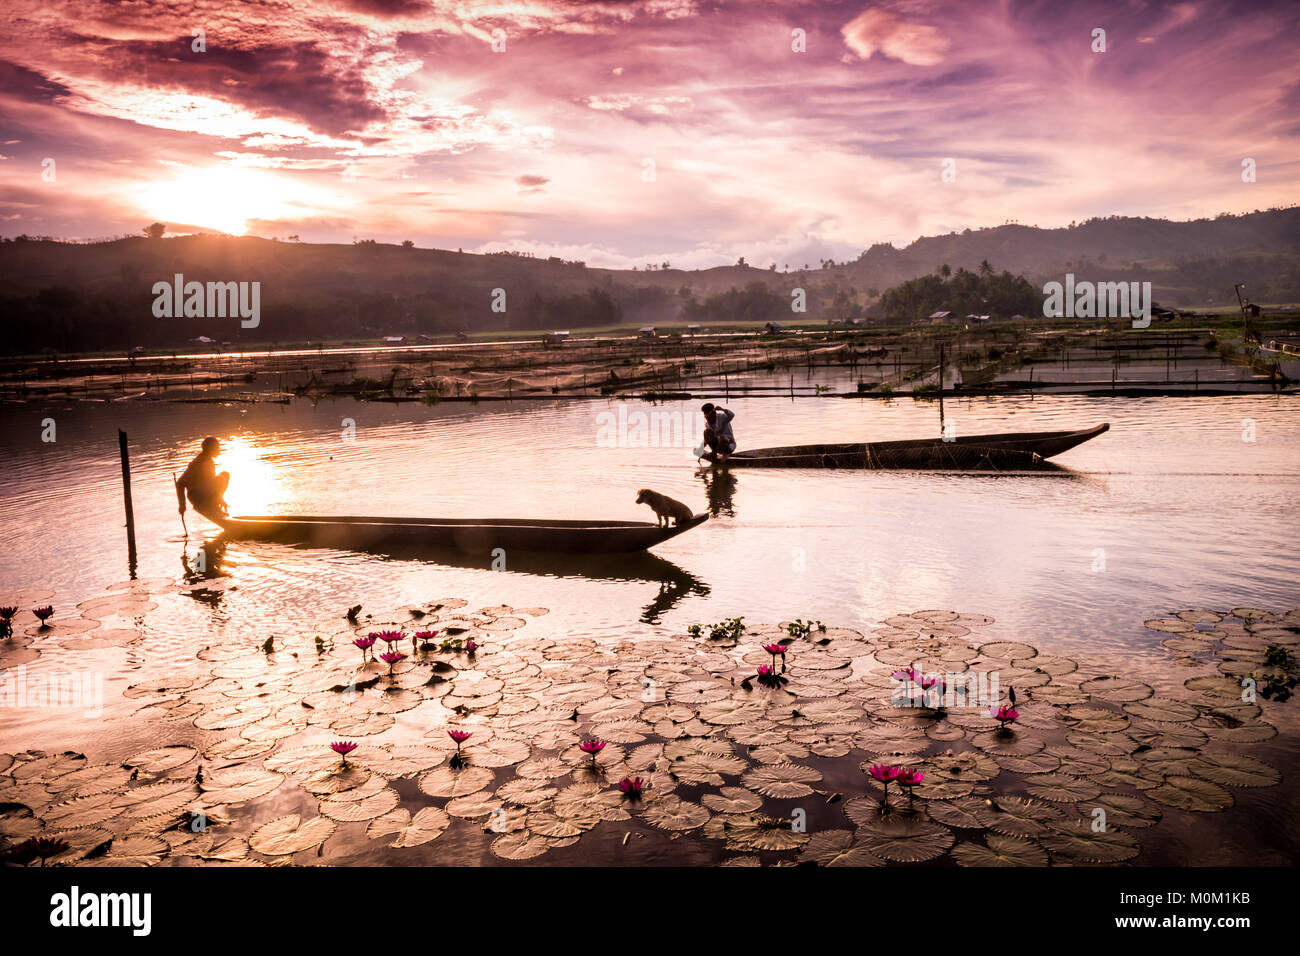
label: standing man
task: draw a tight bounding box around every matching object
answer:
[178,436,231,517]
[700,402,736,462]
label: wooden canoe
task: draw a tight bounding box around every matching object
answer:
[723,423,1108,469]
[200,511,709,555]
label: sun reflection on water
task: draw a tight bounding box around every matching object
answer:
[215,436,284,515]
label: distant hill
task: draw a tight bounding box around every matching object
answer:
[2,207,1297,354]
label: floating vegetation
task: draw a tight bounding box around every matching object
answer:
[0,593,1293,866]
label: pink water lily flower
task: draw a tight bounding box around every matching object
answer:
[0,607,16,620]
[379,649,406,675]
[867,763,904,807]
[372,630,403,646]
[32,606,54,624]
[891,667,918,683]
[897,768,925,786]
[992,704,1019,731]
[867,764,904,782]
[464,639,478,654]
[330,741,358,766]
[448,729,472,750]
[580,739,607,764]
[618,776,646,798]
[413,630,438,651]
[353,636,376,662]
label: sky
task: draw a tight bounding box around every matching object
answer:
[1,0,1297,269]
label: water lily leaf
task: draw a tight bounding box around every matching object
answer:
[320,787,399,822]
[799,829,885,866]
[1187,753,1280,788]
[951,833,1046,866]
[924,796,998,829]
[741,763,823,798]
[1026,774,1101,803]
[303,765,373,796]
[1039,819,1140,863]
[1080,676,1152,702]
[1193,718,1277,744]
[419,766,494,798]
[124,746,198,776]
[367,806,451,847]
[491,831,552,860]
[697,699,767,725]
[669,752,748,786]
[701,787,763,814]
[995,752,1061,775]
[971,731,1044,756]
[1144,618,1194,633]
[111,780,201,817]
[248,814,336,855]
[1147,775,1233,811]
[56,764,134,797]
[495,778,558,805]
[641,795,710,831]
[704,812,810,851]
[1063,706,1130,734]
[83,835,169,867]
[857,817,954,862]
[199,767,284,805]
[45,793,120,829]
[987,796,1066,838]
[46,827,114,864]
[1183,676,1242,701]
[1088,793,1161,828]
[978,642,1036,659]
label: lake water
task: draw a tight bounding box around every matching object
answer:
[2,387,1298,864]
[2,389,1297,648]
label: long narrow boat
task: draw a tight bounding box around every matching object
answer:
[723,423,1108,469]
[198,510,709,555]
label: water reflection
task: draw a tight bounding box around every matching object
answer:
[211,537,710,624]
[180,537,230,607]
[697,465,738,516]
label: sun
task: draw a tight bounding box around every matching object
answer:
[139,166,293,236]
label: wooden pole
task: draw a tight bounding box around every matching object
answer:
[119,429,138,576]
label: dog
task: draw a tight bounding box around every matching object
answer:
[636,488,694,527]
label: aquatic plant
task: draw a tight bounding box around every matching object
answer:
[991,704,1019,732]
[353,635,377,662]
[6,836,70,866]
[762,643,788,671]
[756,664,786,688]
[618,776,646,799]
[867,764,904,807]
[465,639,478,655]
[379,650,406,675]
[579,739,607,766]
[897,768,925,800]
[372,630,404,648]
[330,741,358,767]
[32,605,54,625]
[449,729,472,749]
[413,629,438,652]
[786,618,824,639]
[0,606,16,620]
[688,617,746,643]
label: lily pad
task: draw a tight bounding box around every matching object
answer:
[248,814,336,856]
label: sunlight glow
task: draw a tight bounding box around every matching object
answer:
[138,167,296,235]
[215,437,282,514]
